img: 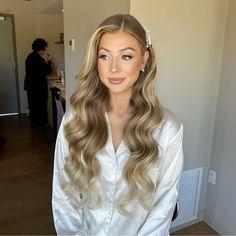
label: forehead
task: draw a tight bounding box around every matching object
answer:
[99,31,141,50]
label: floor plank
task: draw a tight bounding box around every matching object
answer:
[171,221,219,235]
[0,114,56,235]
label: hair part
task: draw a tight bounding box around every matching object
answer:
[64,14,163,216]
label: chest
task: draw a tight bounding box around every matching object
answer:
[108,114,129,152]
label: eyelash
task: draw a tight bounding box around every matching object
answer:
[122,55,133,60]
[98,54,133,61]
[99,55,110,60]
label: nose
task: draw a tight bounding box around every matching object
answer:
[110,58,119,72]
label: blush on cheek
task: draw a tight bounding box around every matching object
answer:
[97,63,108,78]
[126,62,142,75]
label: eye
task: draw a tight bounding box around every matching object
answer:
[121,55,133,60]
[98,54,110,60]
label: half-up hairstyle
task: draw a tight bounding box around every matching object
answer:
[64,14,163,216]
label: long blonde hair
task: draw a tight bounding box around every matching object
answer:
[64,14,163,215]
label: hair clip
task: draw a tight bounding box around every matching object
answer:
[143,26,151,48]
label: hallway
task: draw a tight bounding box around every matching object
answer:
[0,114,56,234]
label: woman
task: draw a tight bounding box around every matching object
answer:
[52,14,184,235]
[24,38,52,127]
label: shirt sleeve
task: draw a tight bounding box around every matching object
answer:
[137,124,184,236]
[52,115,88,235]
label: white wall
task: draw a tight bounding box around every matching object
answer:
[33,0,64,71]
[63,0,130,109]
[131,0,228,226]
[205,0,236,234]
[35,14,64,71]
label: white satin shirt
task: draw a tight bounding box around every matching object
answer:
[52,108,184,236]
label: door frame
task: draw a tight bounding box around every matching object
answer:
[0,13,20,115]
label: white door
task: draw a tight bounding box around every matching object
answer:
[0,15,19,115]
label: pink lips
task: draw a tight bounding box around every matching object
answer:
[108,77,125,84]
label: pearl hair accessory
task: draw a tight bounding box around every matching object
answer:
[143,26,151,48]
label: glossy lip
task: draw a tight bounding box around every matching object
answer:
[108,77,125,84]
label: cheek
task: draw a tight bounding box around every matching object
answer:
[97,62,102,74]
[97,62,104,78]
[97,62,107,85]
[126,61,142,76]
[97,62,108,76]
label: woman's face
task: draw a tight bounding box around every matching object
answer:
[97,31,149,99]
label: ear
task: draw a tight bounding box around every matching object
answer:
[142,50,149,67]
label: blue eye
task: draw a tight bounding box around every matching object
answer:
[98,54,110,60]
[122,55,132,60]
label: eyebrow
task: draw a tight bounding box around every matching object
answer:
[98,47,136,52]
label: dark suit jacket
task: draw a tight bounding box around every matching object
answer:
[24,51,52,93]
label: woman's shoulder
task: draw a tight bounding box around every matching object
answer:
[26,52,41,63]
[26,52,35,61]
[153,107,183,141]
[61,109,74,124]
[161,107,182,130]
[56,111,74,145]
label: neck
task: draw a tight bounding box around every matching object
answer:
[108,94,131,117]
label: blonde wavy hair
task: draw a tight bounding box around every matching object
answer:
[64,14,163,216]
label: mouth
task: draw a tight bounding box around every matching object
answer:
[108,77,125,84]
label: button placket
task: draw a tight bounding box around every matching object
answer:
[104,158,119,235]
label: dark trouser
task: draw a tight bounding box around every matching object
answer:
[26,88,48,127]
[0,136,6,147]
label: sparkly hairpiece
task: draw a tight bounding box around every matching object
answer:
[143,26,151,48]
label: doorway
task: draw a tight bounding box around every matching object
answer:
[0,14,20,115]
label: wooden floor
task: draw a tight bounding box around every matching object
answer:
[172,221,219,235]
[0,114,219,235]
[0,114,56,235]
